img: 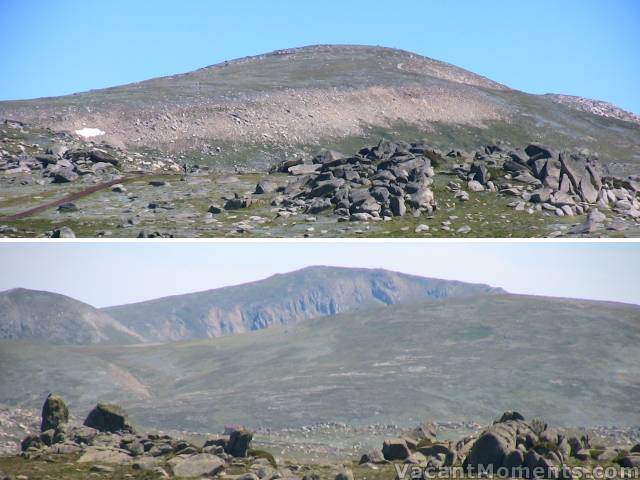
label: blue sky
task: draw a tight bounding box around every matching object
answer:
[0,242,638,307]
[1,0,639,113]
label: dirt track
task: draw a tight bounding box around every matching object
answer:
[0,175,154,222]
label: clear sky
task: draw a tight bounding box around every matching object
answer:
[0,241,638,307]
[1,0,639,113]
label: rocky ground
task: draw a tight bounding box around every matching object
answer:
[1,396,639,479]
[1,120,639,238]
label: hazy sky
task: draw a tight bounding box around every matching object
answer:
[1,0,639,113]
[0,241,638,307]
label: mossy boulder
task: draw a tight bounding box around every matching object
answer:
[83,403,134,433]
[41,393,69,432]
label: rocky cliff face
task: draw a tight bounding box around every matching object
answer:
[103,266,505,342]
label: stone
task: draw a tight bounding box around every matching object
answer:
[470,163,490,184]
[335,469,354,480]
[504,449,525,470]
[57,202,78,213]
[53,168,79,183]
[289,164,321,175]
[389,196,406,217]
[51,227,76,238]
[497,411,525,423]
[90,464,115,473]
[359,450,386,464]
[530,189,551,204]
[418,443,456,466]
[525,144,556,160]
[208,205,223,214]
[226,429,253,457]
[255,180,278,194]
[313,149,347,165]
[466,431,511,470]
[468,180,484,192]
[167,453,224,478]
[78,447,132,464]
[21,434,42,452]
[84,403,134,433]
[382,438,411,461]
[273,158,303,173]
[41,394,69,432]
[620,455,640,468]
[574,449,590,461]
[90,150,119,166]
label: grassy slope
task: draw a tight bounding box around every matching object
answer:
[1,295,638,431]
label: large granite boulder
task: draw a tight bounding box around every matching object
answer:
[83,403,134,433]
[41,393,69,432]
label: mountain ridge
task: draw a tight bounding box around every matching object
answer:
[1,44,638,175]
[0,266,506,345]
[103,265,506,342]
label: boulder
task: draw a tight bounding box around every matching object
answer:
[470,163,490,184]
[525,144,556,160]
[78,446,132,465]
[411,422,437,443]
[468,180,485,192]
[225,429,253,457]
[57,202,78,213]
[504,449,525,470]
[497,411,525,423]
[620,455,640,468]
[529,189,551,204]
[41,394,69,432]
[21,434,42,452]
[255,180,278,194]
[53,168,79,183]
[289,164,321,176]
[382,438,411,461]
[313,149,346,165]
[84,403,134,433]
[417,443,456,466]
[359,450,386,464]
[167,453,224,478]
[51,227,76,238]
[389,196,406,217]
[466,431,512,470]
[273,158,303,173]
[335,469,354,480]
[90,150,119,166]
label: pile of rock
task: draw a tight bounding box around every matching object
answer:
[19,394,261,478]
[266,140,439,221]
[361,411,640,478]
[456,143,640,223]
[0,120,181,186]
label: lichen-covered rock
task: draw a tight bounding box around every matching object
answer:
[41,393,69,432]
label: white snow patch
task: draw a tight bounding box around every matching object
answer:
[75,127,105,138]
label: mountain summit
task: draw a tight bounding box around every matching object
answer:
[1,45,638,172]
[0,267,504,344]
